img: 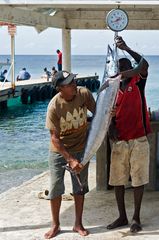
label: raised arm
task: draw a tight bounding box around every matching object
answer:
[115,36,149,77]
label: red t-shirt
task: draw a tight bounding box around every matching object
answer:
[57,51,62,64]
[115,75,151,141]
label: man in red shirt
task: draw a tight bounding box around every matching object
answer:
[107,36,151,233]
[56,49,62,71]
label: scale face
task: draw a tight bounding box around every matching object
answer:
[106,9,129,32]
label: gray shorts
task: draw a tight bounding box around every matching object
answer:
[47,151,89,200]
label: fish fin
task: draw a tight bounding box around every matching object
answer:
[97,80,109,94]
[98,74,121,94]
[108,44,113,54]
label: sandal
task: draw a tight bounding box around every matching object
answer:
[130,220,142,233]
[62,194,73,201]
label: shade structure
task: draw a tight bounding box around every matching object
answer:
[0,1,159,31]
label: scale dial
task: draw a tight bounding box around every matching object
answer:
[106,9,129,32]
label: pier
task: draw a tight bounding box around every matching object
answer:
[0,75,100,108]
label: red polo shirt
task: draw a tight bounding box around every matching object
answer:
[115,75,151,141]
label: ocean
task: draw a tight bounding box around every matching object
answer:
[0,55,159,193]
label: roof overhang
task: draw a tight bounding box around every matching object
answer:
[0,1,159,31]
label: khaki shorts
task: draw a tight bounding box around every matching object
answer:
[109,136,150,187]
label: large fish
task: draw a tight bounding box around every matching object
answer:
[81,44,120,166]
[80,45,144,166]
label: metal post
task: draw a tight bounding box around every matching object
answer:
[8,24,16,89]
[11,35,15,89]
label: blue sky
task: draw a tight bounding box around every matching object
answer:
[1,26,159,55]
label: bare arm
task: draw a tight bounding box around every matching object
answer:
[116,36,149,77]
[50,129,82,172]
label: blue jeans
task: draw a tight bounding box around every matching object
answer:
[58,64,62,71]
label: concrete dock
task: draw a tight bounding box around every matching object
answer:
[0,75,99,103]
[0,162,159,240]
